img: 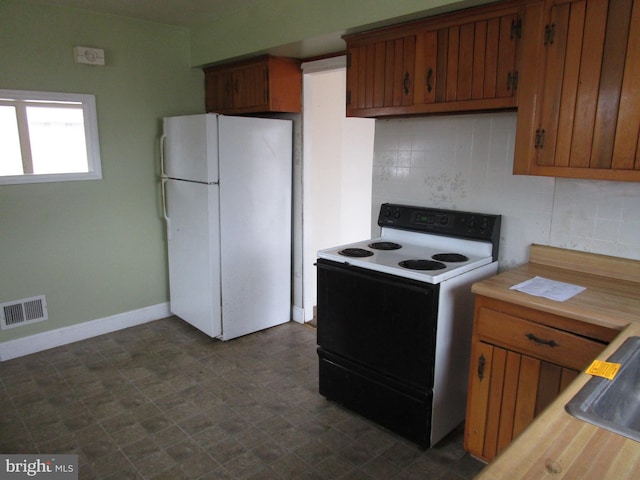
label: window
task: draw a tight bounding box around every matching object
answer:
[0,90,102,184]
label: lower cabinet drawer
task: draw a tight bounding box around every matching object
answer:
[476,307,606,371]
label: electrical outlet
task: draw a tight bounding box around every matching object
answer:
[74,46,105,66]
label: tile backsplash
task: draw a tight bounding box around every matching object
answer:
[372,112,640,269]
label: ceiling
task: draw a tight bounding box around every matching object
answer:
[29,0,264,27]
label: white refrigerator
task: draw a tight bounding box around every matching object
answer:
[160,114,292,340]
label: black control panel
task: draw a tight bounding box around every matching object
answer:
[377,203,501,260]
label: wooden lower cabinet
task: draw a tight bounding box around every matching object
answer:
[465,342,579,460]
[464,296,610,462]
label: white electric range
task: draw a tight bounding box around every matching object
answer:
[316,203,502,449]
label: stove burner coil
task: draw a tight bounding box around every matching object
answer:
[432,253,469,262]
[368,241,402,250]
[339,248,374,257]
[399,259,446,270]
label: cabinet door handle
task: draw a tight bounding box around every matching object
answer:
[426,68,433,93]
[478,353,486,381]
[511,17,522,40]
[403,72,410,95]
[544,23,556,45]
[525,333,559,348]
[507,71,519,91]
[535,129,546,149]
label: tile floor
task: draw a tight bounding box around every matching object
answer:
[0,318,485,479]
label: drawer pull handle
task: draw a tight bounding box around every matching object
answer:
[526,333,559,348]
[478,354,486,381]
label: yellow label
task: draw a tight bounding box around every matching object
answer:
[586,360,621,380]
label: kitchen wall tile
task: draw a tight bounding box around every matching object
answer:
[619,220,640,248]
[593,218,619,243]
[622,186,640,223]
[552,179,640,259]
[372,113,640,267]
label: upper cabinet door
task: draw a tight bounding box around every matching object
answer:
[346,34,416,115]
[416,9,522,106]
[206,62,268,113]
[230,62,269,111]
[204,70,233,113]
[515,0,640,181]
[613,0,640,170]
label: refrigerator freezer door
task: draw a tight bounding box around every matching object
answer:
[162,115,219,183]
[165,179,222,337]
[218,116,292,340]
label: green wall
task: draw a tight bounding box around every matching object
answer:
[0,0,204,341]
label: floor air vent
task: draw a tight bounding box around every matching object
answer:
[0,295,48,329]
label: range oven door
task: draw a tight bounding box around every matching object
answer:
[316,259,439,447]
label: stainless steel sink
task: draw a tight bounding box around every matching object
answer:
[565,336,640,442]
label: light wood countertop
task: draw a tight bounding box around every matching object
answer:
[472,245,640,332]
[473,245,640,479]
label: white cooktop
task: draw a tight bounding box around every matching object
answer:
[317,228,495,284]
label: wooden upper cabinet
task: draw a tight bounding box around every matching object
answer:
[344,0,535,117]
[514,0,640,181]
[346,34,416,112]
[415,7,522,108]
[205,69,233,112]
[204,55,302,114]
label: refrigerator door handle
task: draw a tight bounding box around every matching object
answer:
[160,133,167,178]
[161,178,171,240]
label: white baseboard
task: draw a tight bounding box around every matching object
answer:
[292,305,305,324]
[0,302,171,361]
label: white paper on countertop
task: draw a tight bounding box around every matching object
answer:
[509,276,586,302]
